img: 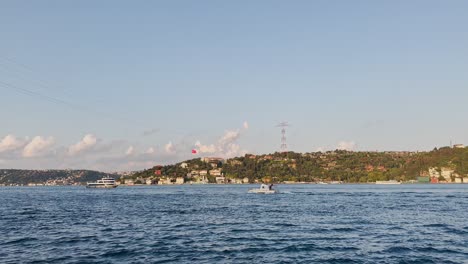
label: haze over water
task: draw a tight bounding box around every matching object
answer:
[1,184,467,263]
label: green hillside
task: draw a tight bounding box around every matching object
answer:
[132,147,468,183]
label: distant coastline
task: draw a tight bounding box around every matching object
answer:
[2,145,468,186]
[0,169,119,187]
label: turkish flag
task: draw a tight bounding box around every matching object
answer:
[192,149,197,154]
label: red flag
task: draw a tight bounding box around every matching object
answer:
[192,149,197,154]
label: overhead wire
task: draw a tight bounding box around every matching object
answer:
[0,80,77,108]
[0,55,74,96]
[0,79,144,126]
[0,55,203,137]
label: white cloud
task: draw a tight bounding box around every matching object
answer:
[218,130,244,157]
[0,134,24,153]
[68,134,98,155]
[165,142,176,154]
[193,127,247,158]
[225,143,243,157]
[125,146,134,156]
[145,147,155,154]
[337,141,356,151]
[243,121,249,130]
[23,136,55,158]
[219,130,240,145]
[195,141,217,153]
[2,123,250,171]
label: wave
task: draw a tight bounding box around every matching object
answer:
[3,237,38,245]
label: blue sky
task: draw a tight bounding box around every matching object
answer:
[0,1,467,171]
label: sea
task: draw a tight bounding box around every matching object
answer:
[1,184,467,264]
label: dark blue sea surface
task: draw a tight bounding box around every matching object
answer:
[1,184,468,264]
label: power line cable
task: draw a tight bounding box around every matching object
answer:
[0,55,203,137]
[0,56,74,96]
[0,80,143,126]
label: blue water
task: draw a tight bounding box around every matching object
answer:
[1,184,468,264]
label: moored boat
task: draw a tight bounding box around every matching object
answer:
[86,177,118,188]
[375,180,401,185]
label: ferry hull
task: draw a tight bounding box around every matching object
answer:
[86,184,117,188]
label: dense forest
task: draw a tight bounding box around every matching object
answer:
[132,147,468,183]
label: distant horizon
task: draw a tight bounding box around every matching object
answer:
[1,1,467,171]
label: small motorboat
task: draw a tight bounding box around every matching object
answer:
[248,184,279,194]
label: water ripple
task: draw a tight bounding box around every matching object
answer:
[1,184,467,263]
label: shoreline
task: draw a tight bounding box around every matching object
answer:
[2,182,468,187]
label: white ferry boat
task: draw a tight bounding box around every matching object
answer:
[86,177,118,188]
[248,184,279,194]
[375,180,401,185]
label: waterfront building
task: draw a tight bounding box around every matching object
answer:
[193,175,208,184]
[428,168,440,178]
[441,168,454,182]
[215,176,226,184]
[209,169,222,176]
[126,179,135,185]
[176,177,184,185]
[157,178,172,185]
[418,176,430,183]
[428,167,454,182]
